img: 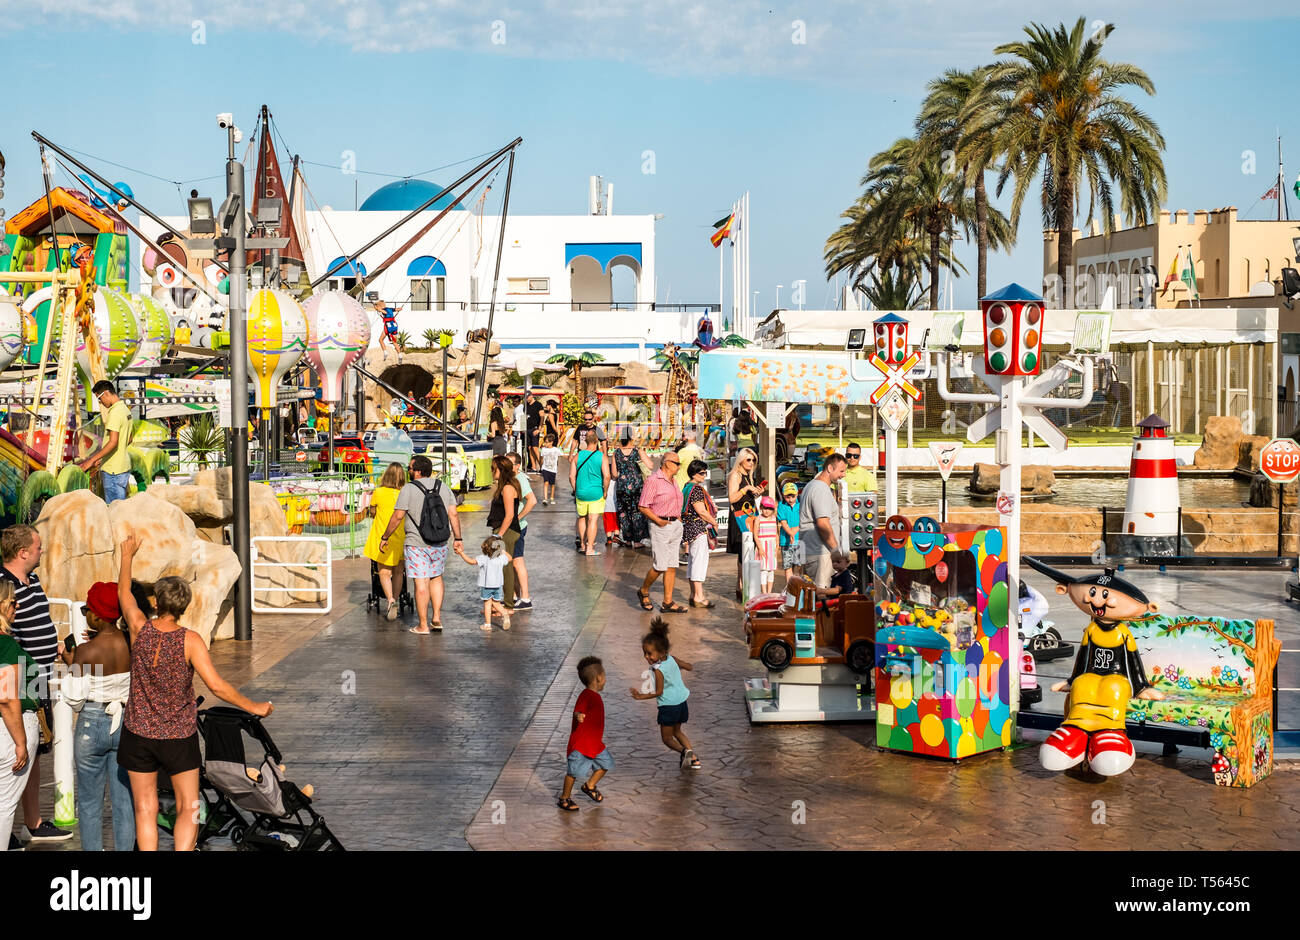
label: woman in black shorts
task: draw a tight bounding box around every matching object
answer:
[116,534,273,851]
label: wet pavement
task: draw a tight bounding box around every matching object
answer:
[15,486,1300,851]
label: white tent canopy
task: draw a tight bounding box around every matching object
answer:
[756,307,1279,350]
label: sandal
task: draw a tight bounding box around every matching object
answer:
[637,589,654,611]
[480,623,493,632]
[690,599,716,609]
[684,748,701,770]
[660,602,687,613]
[409,626,431,635]
[557,798,579,812]
[580,784,603,803]
[502,617,512,631]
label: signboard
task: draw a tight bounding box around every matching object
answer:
[877,388,910,431]
[1260,437,1300,484]
[212,379,232,429]
[765,401,784,426]
[928,441,963,481]
[996,491,1016,516]
[696,348,882,405]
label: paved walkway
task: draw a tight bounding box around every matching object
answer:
[466,559,1300,851]
[17,489,1300,851]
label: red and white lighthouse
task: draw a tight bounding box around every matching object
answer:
[1118,414,1187,556]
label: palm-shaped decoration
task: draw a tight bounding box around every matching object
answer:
[546,351,605,402]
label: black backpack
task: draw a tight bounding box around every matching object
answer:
[414,478,452,545]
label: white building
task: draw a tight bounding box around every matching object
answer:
[148,178,715,365]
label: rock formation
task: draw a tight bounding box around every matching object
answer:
[1192,416,1243,469]
[969,462,1055,496]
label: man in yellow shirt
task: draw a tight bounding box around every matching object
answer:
[674,429,704,488]
[77,380,133,504]
[842,442,876,493]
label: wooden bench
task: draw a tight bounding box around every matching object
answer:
[1020,614,1279,788]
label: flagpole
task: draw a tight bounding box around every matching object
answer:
[1279,133,1284,223]
[719,232,725,330]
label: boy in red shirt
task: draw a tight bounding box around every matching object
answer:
[558,656,613,811]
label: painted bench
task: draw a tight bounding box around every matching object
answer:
[1124,614,1279,788]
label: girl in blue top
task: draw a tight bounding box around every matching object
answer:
[629,618,700,769]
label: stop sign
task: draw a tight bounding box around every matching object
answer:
[1260,437,1300,484]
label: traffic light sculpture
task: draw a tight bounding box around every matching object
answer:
[981,284,1044,377]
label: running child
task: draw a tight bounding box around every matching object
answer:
[539,434,562,505]
[557,656,613,812]
[455,536,512,631]
[748,495,780,594]
[628,618,700,769]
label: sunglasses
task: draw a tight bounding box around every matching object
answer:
[846,452,861,459]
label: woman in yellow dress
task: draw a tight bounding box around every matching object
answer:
[364,462,408,620]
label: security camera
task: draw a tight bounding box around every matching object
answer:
[216,113,234,129]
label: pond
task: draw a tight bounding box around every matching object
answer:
[895,475,1253,509]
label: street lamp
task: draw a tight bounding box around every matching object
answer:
[776,284,783,309]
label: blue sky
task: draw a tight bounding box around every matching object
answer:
[1,1,1295,312]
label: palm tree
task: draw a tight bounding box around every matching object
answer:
[859,268,926,311]
[394,331,411,351]
[917,66,1017,301]
[546,351,605,401]
[864,136,978,309]
[421,328,439,349]
[990,17,1166,306]
[826,191,941,291]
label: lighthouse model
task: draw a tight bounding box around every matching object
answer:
[1116,414,1188,557]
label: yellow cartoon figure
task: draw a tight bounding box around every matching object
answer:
[1024,558,1164,777]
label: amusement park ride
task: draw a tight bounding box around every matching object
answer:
[0,111,523,531]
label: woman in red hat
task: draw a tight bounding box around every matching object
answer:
[59,581,133,850]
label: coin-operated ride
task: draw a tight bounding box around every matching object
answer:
[1023,556,1164,776]
[742,575,877,723]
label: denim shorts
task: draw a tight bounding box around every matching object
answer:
[511,532,526,559]
[102,471,133,504]
[480,586,504,601]
[656,701,689,726]
[566,747,615,779]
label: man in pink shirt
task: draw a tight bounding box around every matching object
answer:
[636,453,686,613]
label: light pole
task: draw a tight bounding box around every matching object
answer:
[776,284,783,310]
[219,115,254,643]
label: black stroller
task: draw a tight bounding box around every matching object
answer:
[159,702,344,851]
[364,560,413,616]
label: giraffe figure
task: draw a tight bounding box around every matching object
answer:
[658,342,697,444]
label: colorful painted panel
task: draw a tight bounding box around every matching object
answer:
[873,520,1010,760]
[696,349,883,405]
[1127,615,1257,695]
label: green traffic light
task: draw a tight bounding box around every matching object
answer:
[1022,351,1037,371]
[990,351,1007,372]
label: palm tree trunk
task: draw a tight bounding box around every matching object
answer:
[1056,175,1075,308]
[975,172,989,301]
[929,228,941,310]
[574,363,583,403]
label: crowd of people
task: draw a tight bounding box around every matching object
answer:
[1,525,271,852]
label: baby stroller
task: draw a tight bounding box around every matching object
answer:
[159,702,344,851]
[364,559,413,615]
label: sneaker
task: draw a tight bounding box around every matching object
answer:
[25,820,73,842]
[513,599,533,611]
[386,600,399,621]
[8,834,24,851]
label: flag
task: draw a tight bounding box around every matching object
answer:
[1262,183,1279,200]
[1160,252,1179,293]
[710,213,734,247]
[1180,248,1199,300]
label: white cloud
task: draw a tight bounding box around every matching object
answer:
[14,0,1291,79]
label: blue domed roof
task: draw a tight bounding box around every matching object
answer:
[358,179,466,212]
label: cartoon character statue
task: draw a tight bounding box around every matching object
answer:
[1023,557,1164,776]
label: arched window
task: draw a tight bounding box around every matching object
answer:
[406,256,447,311]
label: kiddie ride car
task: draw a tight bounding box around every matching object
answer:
[742,575,877,723]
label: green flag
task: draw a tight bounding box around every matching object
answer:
[1179,248,1199,300]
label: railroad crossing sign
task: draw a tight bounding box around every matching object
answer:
[869,351,921,405]
[1260,437,1300,484]
[877,387,911,431]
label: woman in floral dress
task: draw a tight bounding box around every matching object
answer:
[611,434,650,546]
